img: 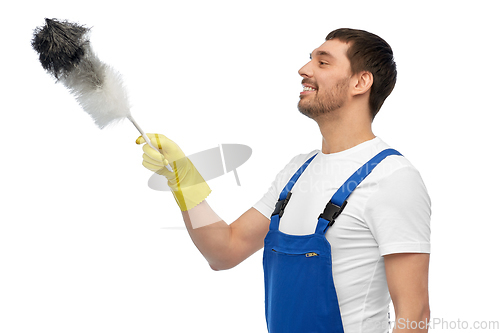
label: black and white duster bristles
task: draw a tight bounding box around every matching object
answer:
[32,18,158,156]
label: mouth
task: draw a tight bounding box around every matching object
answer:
[300,84,317,95]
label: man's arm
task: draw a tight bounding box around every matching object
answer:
[384,253,430,333]
[136,134,271,270]
[181,200,271,271]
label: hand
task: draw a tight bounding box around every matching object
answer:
[136,133,211,211]
[136,133,188,181]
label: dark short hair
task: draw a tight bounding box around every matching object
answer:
[326,28,397,119]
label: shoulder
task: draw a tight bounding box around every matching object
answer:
[369,138,424,183]
[279,150,320,176]
[364,141,431,218]
[252,149,320,218]
[270,149,320,190]
[362,140,431,209]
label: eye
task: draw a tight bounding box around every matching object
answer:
[319,61,328,66]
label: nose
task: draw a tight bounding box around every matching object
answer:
[298,60,313,78]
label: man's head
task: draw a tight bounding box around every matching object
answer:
[298,28,397,120]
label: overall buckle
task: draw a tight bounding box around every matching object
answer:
[272,192,292,218]
[319,201,348,226]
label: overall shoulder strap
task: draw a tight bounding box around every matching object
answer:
[269,153,317,230]
[315,148,402,234]
[278,154,318,201]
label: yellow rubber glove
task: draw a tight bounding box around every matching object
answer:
[136,133,211,211]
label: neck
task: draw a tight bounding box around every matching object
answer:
[316,108,375,154]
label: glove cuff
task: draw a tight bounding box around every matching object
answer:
[168,158,211,211]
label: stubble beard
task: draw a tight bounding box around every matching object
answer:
[297,77,350,119]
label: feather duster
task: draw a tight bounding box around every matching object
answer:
[32,18,162,160]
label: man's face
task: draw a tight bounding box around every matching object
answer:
[297,39,353,119]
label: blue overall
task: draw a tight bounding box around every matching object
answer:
[263,149,402,333]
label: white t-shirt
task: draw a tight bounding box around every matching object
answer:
[253,137,431,333]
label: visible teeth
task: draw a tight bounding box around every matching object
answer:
[303,86,316,91]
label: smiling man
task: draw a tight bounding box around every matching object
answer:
[137,28,431,333]
[299,46,353,119]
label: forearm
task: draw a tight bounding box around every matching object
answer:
[385,253,430,333]
[180,200,233,270]
[136,135,245,269]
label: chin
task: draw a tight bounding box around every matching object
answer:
[297,103,316,119]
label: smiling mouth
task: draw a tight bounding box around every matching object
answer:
[301,85,317,95]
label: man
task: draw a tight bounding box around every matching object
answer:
[137,28,431,333]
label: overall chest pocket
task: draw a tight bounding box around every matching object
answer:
[272,249,319,257]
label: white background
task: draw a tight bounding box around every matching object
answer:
[1,1,499,332]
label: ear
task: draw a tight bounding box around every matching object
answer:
[352,71,373,96]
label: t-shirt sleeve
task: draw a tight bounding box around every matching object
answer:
[253,177,280,220]
[364,165,431,256]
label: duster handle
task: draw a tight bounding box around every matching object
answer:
[128,115,173,172]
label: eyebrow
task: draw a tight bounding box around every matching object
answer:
[310,50,335,60]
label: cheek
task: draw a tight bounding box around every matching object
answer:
[317,81,333,95]
[316,75,334,91]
